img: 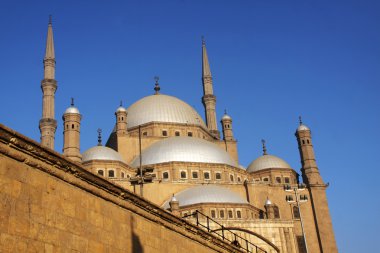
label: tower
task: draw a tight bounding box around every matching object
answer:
[62,99,82,162]
[115,101,127,136]
[221,110,234,141]
[201,38,219,138]
[295,117,338,253]
[39,16,57,149]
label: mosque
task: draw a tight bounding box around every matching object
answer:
[36,18,337,253]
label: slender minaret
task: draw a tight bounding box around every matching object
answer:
[202,38,219,138]
[115,101,127,136]
[295,117,338,253]
[62,98,82,162]
[39,16,57,149]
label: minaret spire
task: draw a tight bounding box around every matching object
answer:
[201,37,219,138]
[39,16,58,149]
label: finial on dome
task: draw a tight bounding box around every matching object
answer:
[154,76,160,95]
[299,116,303,126]
[49,15,52,25]
[202,35,205,45]
[261,139,267,155]
[71,97,74,106]
[224,109,227,115]
[120,100,123,107]
[97,128,102,146]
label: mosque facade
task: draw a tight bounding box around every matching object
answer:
[37,19,337,253]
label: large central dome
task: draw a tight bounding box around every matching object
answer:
[126,94,206,128]
[131,137,238,167]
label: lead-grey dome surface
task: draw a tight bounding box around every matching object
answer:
[297,124,310,131]
[82,146,125,163]
[126,94,206,128]
[131,137,237,167]
[162,185,248,209]
[247,154,291,172]
[64,106,80,114]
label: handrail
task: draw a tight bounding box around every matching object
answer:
[183,210,268,253]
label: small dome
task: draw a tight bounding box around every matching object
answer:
[82,146,125,163]
[297,124,310,131]
[222,114,232,120]
[116,106,127,113]
[131,137,237,167]
[265,198,272,205]
[162,185,248,209]
[64,106,80,114]
[126,94,206,128]
[247,154,291,172]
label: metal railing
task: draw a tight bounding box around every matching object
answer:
[183,210,267,253]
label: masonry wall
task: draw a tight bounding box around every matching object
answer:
[0,124,241,253]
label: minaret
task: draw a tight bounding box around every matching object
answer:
[295,117,338,253]
[115,101,127,136]
[39,16,57,149]
[62,98,82,162]
[202,38,219,138]
[221,110,234,141]
[295,117,323,185]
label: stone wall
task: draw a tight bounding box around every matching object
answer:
[0,124,241,253]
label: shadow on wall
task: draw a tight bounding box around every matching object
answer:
[131,216,144,253]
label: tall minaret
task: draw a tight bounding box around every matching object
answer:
[39,16,57,149]
[62,98,82,162]
[202,38,219,138]
[295,117,338,253]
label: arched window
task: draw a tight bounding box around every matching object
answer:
[204,172,210,180]
[121,172,125,178]
[187,132,193,137]
[215,172,222,180]
[97,170,104,176]
[273,206,280,219]
[162,130,168,136]
[108,170,115,178]
[302,140,305,144]
[307,139,310,144]
[236,210,242,219]
[228,210,233,218]
[293,206,300,219]
[192,171,198,179]
[211,210,216,218]
[71,124,74,129]
[230,175,234,182]
[175,131,180,136]
[219,210,225,218]
[180,171,187,179]
[237,177,241,182]
[162,171,169,180]
[121,117,124,121]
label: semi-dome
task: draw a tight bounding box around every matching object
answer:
[247,154,291,172]
[82,145,125,163]
[131,137,237,167]
[64,106,80,114]
[126,94,206,128]
[162,185,248,209]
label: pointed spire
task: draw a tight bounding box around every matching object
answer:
[154,76,160,95]
[120,100,123,107]
[45,15,55,60]
[71,97,74,106]
[202,36,212,78]
[299,116,303,125]
[97,128,102,146]
[261,139,268,155]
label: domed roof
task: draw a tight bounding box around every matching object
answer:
[82,145,125,163]
[162,185,248,209]
[126,94,206,128]
[116,106,127,113]
[64,106,80,114]
[247,154,292,172]
[297,124,310,131]
[221,114,232,120]
[131,137,237,167]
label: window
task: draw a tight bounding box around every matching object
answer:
[108,170,115,178]
[236,210,242,219]
[230,174,234,182]
[180,171,187,179]
[293,206,300,219]
[297,236,307,253]
[215,172,222,180]
[204,172,210,180]
[162,171,169,180]
[187,132,193,137]
[273,206,280,219]
[263,177,269,182]
[219,210,225,218]
[121,172,125,178]
[71,124,74,129]
[97,170,104,176]
[284,177,290,184]
[143,131,147,136]
[237,177,241,182]
[175,131,180,136]
[121,117,124,121]
[276,177,281,184]
[307,139,310,144]
[192,171,198,179]
[228,210,233,218]
[211,210,216,218]
[162,130,168,136]
[302,140,305,144]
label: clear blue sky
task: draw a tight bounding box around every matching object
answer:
[1,1,379,251]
